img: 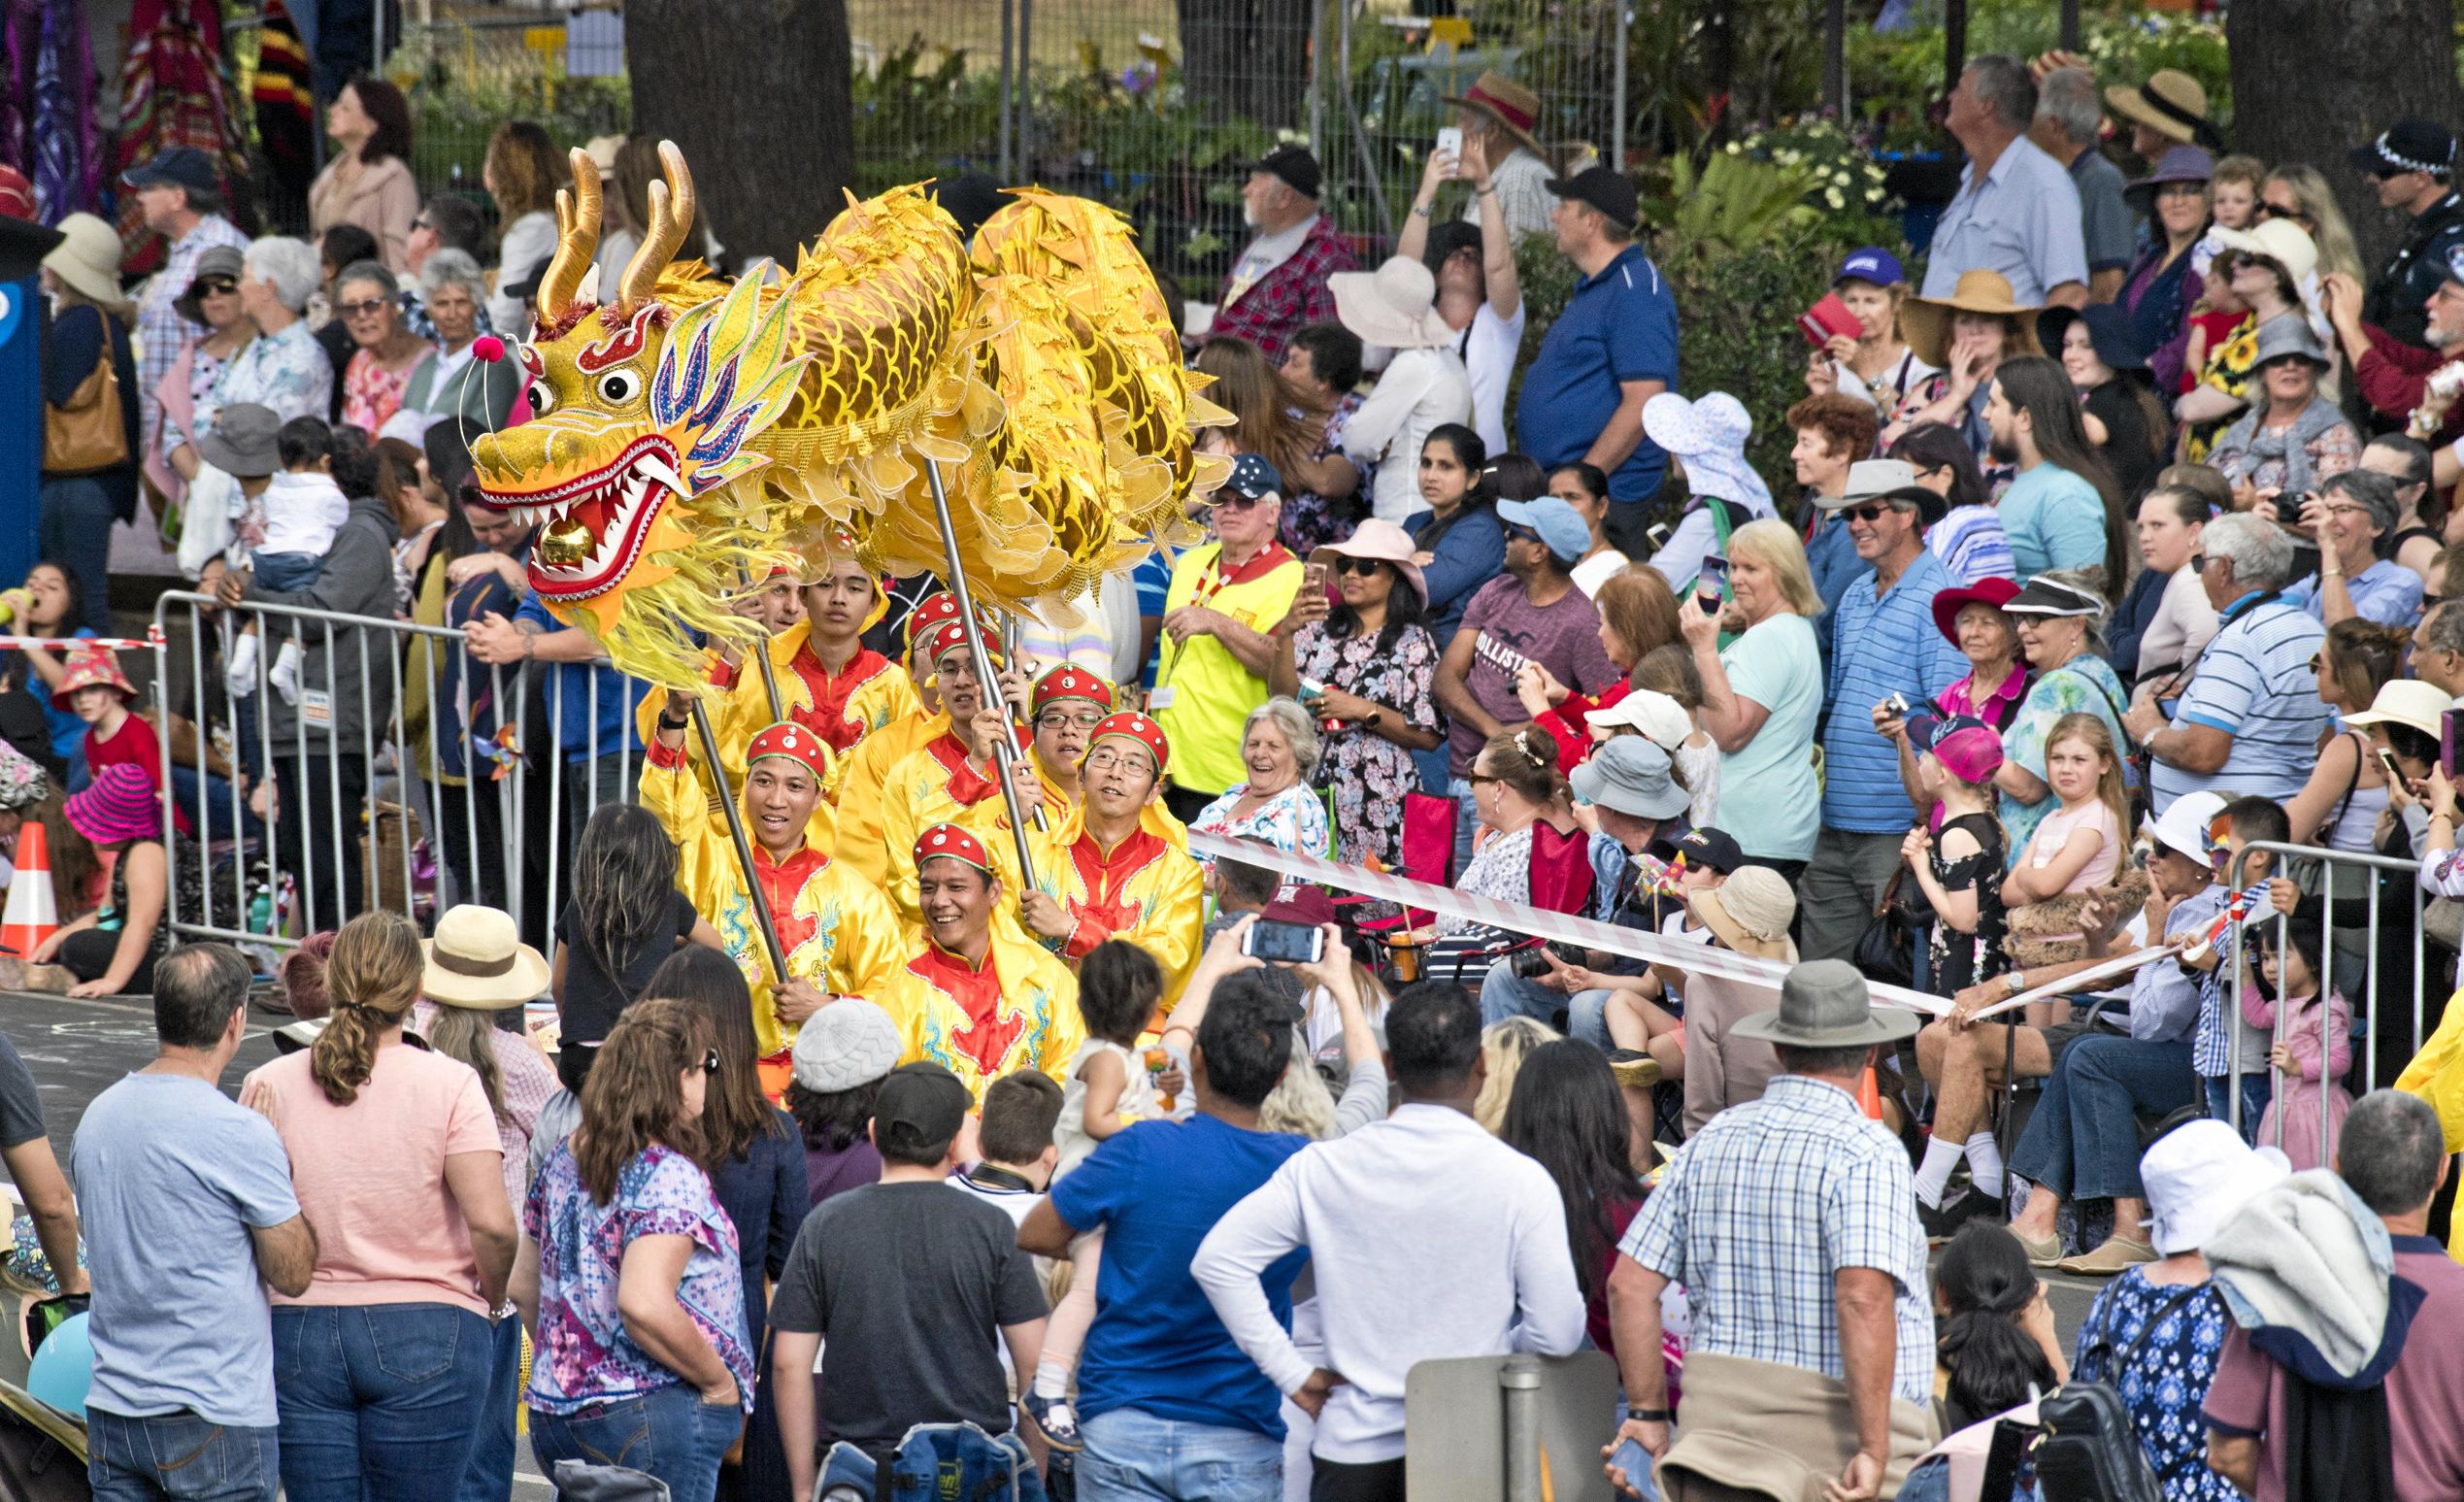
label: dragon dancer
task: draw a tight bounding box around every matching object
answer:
[833,590,989,885]
[879,821,1082,1098]
[878,616,1036,927]
[716,559,918,783]
[643,704,903,1092]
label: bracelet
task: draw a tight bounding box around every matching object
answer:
[1631,1408,1672,1422]
[658,713,690,732]
[1365,709,1383,727]
[1477,184,1497,196]
[1411,203,1433,218]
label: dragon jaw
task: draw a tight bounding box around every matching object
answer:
[483,435,690,603]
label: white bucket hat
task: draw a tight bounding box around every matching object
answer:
[1643,391,1773,515]
[39,214,131,314]
[2142,1119,2290,1255]
[1329,256,1455,350]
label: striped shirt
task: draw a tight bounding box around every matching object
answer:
[2149,591,2331,814]
[1823,549,1971,832]
[1622,1075,1935,1403]
[1927,504,2017,585]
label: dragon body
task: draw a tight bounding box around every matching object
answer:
[470,145,1228,689]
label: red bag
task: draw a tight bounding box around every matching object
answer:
[1526,821,1597,917]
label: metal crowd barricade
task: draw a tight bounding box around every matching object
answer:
[2223,840,2439,1156]
[149,589,650,964]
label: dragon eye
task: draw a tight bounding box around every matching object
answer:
[526,381,556,416]
[595,370,643,405]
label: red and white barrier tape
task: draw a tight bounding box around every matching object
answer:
[0,627,164,651]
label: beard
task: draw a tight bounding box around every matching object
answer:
[1987,430,2019,465]
[2430,319,2464,351]
[1242,203,1260,230]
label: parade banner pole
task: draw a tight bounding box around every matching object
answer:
[750,635,786,722]
[690,697,790,982]
[998,615,1049,835]
[921,456,1042,888]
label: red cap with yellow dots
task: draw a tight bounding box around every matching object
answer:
[1031,666,1115,718]
[746,721,829,782]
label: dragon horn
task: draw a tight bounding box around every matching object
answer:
[616,140,694,317]
[537,147,603,324]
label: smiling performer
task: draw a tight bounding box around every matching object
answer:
[879,616,1036,928]
[644,700,904,1092]
[1014,710,1205,1003]
[879,822,1083,1098]
[718,559,919,784]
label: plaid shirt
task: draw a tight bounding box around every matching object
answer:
[1213,214,1355,364]
[1622,1075,1935,1403]
[135,216,251,457]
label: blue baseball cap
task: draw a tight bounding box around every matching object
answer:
[1222,451,1283,501]
[1496,496,1592,564]
[1834,247,1905,287]
[120,147,219,196]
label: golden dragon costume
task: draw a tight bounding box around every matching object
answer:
[469,142,1230,690]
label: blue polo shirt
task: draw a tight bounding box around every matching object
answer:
[2284,558,2427,629]
[1514,245,1680,504]
[2148,589,2330,814]
[516,593,649,766]
[1822,548,1970,832]
[1998,462,2108,581]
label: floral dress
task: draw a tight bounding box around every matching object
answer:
[1189,782,1330,895]
[342,347,428,434]
[2182,313,2257,463]
[1294,617,1440,868]
[1926,812,2009,996]
[1281,391,1367,555]
[2073,1273,2240,1502]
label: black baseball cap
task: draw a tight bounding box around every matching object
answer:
[874,1061,971,1157]
[1649,824,1744,875]
[1249,145,1323,201]
[1545,166,1639,232]
[121,146,219,195]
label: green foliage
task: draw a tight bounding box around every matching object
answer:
[386,28,629,190]
[849,37,1004,197]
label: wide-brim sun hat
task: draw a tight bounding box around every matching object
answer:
[63,763,155,847]
[2142,1118,2290,1255]
[1690,871,1798,962]
[2038,302,2149,375]
[1642,391,1769,513]
[1438,70,1551,168]
[2208,218,2320,289]
[2104,69,2214,148]
[421,904,551,1009]
[1930,576,2022,646]
[50,644,134,711]
[2249,313,2330,372]
[1568,735,1691,821]
[1730,956,1920,1048]
[39,213,130,315]
[1901,269,2043,372]
[2145,788,2230,868]
[1328,255,1455,350]
[1310,518,1428,606]
[2123,145,2214,214]
[173,245,246,326]
[2345,678,2451,742]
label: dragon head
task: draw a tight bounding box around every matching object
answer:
[471,143,804,679]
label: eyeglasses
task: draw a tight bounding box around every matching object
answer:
[1502,523,1541,544]
[700,1048,722,1076]
[1082,748,1146,774]
[1332,556,1385,577]
[335,298,390,319]
[2323,503,2373,519]
[1036,710,1106,731]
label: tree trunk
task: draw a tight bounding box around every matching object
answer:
[2227,0,2458,273]
[1177,0,1312,130]
[624,0,853,267]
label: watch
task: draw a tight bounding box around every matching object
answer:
[1365,709,1383,727]
[2004,969,2027,995]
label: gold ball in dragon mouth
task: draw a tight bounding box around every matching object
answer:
[539,518,594,566]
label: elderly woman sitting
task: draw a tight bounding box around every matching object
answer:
[1188,698,1330,885]
[2206,317,2358,514]
[2281,469,2425,627]
[334,259,436,435]
[401,250,518,430]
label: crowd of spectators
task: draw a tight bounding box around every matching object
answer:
[17,46,2464,1502]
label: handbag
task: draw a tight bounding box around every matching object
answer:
[1852,863,1923,990]
[43,333,129,474]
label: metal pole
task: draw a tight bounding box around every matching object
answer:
[1500,1355,1544,1502]
[1016,0,1034,179]
[921,458,1040,887]
[1610,0,1628,172]
[751,638,785,723]
[1306,0,1325,163]
[998,0,1016,181]
[689,698,789,982]
[1822,0,1848,120]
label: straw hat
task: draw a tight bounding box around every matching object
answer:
[39,214,130,315]
[1901,269,2042,371]
[2346,678,2451,742]
[421,904,551,1010]
[1329,256,1455,350]
[2103,70,2214,149]
[1440,71,1551,167]
[1688,867,1798,962]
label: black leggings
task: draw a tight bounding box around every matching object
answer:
[61,928,157,993]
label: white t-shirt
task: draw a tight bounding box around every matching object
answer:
[258,471,350,558]
[1459,301,1526,457]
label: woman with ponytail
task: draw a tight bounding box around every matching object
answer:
[1931,1222,2067,1432]
[239,908,519,1502]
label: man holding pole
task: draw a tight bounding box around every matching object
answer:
[644,703,905,1094]
[835,591,988,886]
[717,561,919,784]
[880,616,1037,927]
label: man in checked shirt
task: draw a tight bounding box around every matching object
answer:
[121,148,250,485]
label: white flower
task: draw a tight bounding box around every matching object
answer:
[1825,187,1847,209]
[1726,141,1743,154]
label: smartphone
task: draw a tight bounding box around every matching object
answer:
[1243,918,1327,966]
[2379,746,2405,784]
[1435,125,1463,173]
[1609,1436,1658,1499]
[1695,553,1729,616]
[1645,521,1672,551]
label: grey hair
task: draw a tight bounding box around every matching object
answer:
[2201,511,2297,591]
[1246,697,1323,782]
[2321,469,2400,547]
[2427,598,2464,656]
[1965,54,2038,134]
[2034,67,2103,145]
[2339,1090,2446,1216]
[335,258,400,298]
[417,248,489,309]
[242,236,321,314]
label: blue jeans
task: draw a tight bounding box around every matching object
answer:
[530,1385,742,1502]
[1479,958,1612,1048]
[250,551,322,591]
[39,475,117,634]
[2205,1072,2275,1145]
[2009,1036,2199,1205]
[271,1303,493,1502]
[818,1423,1045,1502]
[452,1315,523,1502]
[1080,1407,1282,1502]
[87,1408,281,1502]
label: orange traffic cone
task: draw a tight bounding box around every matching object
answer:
[1856,1061,1884,1121]
[1,821,57,959]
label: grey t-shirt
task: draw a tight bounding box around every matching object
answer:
[2071,148,2135,276]
[769,1179,1046,1455]
[70,1072,299,1428]
[0,1032,46,1149]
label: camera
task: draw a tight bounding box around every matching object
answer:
[1511,940,1584,979]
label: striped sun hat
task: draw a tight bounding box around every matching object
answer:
[65,764,157,846]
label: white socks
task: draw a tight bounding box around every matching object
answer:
[268,638,302,705]
[227,631,259,697]
[1966,1132,2006,1198]
[1915,1135,1963,1209]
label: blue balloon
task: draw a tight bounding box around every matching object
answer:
[25,1311,91,1419]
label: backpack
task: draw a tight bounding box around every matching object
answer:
[2032,1284,2205,1502]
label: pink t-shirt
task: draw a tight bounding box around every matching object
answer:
[244,1043,503,1315]
[2025,799,2120,889]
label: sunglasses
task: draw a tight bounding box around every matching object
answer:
[335,297,391,319]
[412,217,434,232]
[194,277,238,296]
[700,1048,722,1075]
[1332,556,1386,577]
[1843,503,1898,522]
[1217,492,1266,510]
[1502,523,1541,544]
[2187,552,2207,574]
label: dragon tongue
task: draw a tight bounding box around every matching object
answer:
[540,517,594,565]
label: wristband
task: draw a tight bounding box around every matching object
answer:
[658,713,690,732]
[1631,1408,1673,1422]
